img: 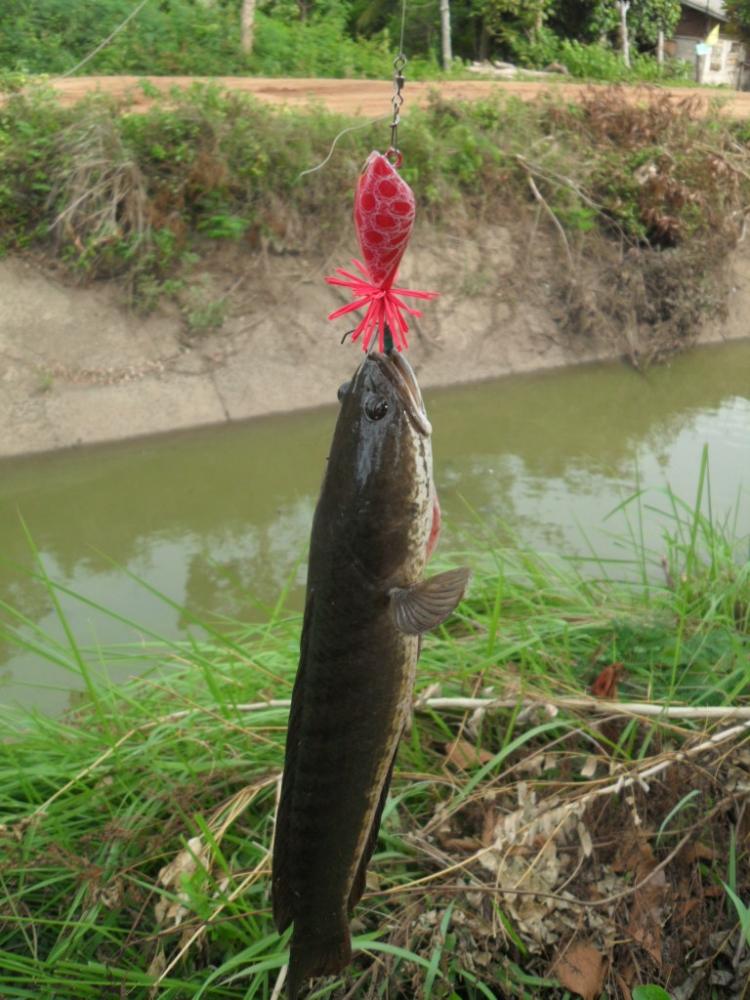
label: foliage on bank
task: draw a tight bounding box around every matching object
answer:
[1,474,749,998]
[1,80,748,359]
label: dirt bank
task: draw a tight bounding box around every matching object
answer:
[2,228,749,461]
[44,76,750,119]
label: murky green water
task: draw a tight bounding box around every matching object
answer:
[2,340,749,715]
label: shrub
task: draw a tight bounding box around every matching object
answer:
[509,35,692,85]
[247,14,394,78]
[0,1,401,79]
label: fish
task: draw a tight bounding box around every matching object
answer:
[271,349,469,999]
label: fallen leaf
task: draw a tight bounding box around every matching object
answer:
[154,835,209,929]
[616,836,668,967]
[613,970,633,1000]
[590,662,624,699]
[147,947,167,994]
[440,836,483,852]
[577,821,593,858]
[580,755,600,778]
[683,841,718,863]
[97,876,124,910]
[444,737,493,770]
[675,897,700,921]
[629,866,667,965]
[516,754,544,776]
[147,949,166,977]
[552,941,607,1000]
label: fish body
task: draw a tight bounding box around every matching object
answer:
[272,351,468,999]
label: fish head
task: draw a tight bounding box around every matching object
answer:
[324,351,438,582]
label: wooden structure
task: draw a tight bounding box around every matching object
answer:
[669,1,748,87]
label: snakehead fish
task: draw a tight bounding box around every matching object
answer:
[272,350,469,999]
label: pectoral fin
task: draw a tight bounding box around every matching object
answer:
[390,567,470,635]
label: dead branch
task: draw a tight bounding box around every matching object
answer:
[517,161,574,273]
[209,695,750,723]
[422,696,750,721]
[12,696,749,836]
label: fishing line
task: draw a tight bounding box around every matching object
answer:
[298,114,392,179]
[58,0,151,79]
[397,0,407,57]
[297,0,410,179]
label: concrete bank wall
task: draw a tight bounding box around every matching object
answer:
[2,233,749,460]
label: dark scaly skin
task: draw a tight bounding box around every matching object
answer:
[272,352,435,999]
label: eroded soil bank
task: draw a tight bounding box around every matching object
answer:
[2,228,749,460]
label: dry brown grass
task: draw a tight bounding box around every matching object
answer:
[49,108,151,273]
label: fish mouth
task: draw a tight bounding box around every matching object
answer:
[372,351,432,436]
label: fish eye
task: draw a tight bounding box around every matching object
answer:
[337,381,351,402]
[364,396,388,421]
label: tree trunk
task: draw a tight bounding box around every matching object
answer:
[478,19,489,62]
[241,0,256,55]
[440,0,452,68]
[657,27,664,66]
[533,6,543,42]
[618,1,631,69]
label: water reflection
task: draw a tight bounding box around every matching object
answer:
[1,340,749,713]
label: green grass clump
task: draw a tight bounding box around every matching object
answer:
[1,474,749,998]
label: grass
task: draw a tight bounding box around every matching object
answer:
[1,471,749,998]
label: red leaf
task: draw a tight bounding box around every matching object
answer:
[590,662,624,699]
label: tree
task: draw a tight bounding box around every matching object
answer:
[440,0,452,66]
[631,0,681,46]
[725,0,750,33]
[618,0,631,67]
[241,0,256,53]
[584,0,680,50]
[479,0,555,49]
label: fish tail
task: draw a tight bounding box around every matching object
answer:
[287,916,352,999]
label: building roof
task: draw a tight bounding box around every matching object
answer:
[681,0,729,21]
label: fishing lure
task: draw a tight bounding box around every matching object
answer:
[325,151,438,353]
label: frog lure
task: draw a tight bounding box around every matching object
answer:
[325,151,438,353]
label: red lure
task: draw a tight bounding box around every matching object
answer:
[325,152,438,352]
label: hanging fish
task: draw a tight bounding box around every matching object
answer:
[325,152,438,353]
[272,350,469,999]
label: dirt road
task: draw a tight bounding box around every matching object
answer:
[47,75,750,118]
